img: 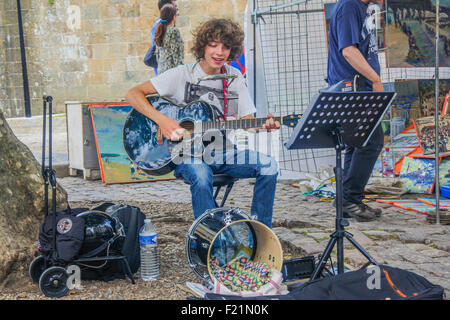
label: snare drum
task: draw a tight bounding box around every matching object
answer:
[185,207,283,284]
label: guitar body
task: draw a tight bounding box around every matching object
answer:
[123,96,216,176]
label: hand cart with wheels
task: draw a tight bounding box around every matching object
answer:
[29,96,135,298]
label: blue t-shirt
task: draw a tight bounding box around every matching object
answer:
[150,19,161,74]
[151,19,161,45]
[327,0,380,90]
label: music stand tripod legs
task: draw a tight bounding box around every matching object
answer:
[309,126,378,281]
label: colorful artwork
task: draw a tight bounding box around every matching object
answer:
[390,80,421,128]
[373,147,411,177]
[376,198,448,214]
[439,156,450,186]
[385,133,419,148]
[418,80,450,117]
[90,104,175,184]
[385,0,450,67]
[393,201,436,213]
[443,92,450,115]
[407,146,450,158]
[417,197,450,207]
[229,51,245,75]
[413,115,450,155]
[399,156,436,193]
[376,198,419,204]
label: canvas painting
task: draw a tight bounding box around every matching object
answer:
[384,133,419,148]
[442,92,450,115]
[390,80,421,128]
[385,0,450,68]
[376,198,419,204]
[90,104,175,184]
[439,156,450,186]
[407,145,450,158]
[413,115,450,155]
[230,51,246,75]
[418,79,450,117]
[393,201,436,213]
[417,197,450,207]
[399,156,436,193]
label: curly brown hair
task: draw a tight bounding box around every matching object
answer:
[191,19,244,62]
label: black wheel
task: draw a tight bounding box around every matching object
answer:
[29,256,47,283]
[38,266,69,298]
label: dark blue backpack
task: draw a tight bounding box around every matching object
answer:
[144,44,158,68]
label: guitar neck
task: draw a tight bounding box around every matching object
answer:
[202,116,283,131]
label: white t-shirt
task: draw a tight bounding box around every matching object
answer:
[150,61,256,120]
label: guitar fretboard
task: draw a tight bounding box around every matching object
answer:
[202,117,283,131]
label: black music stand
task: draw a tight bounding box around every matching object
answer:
[285,88,396,280]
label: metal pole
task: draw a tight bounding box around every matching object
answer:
[384,0,396,171]
[253,0,257,107]
[435,0,441,225]
[16,0,31,118]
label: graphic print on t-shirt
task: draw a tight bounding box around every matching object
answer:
[184,82,239,119]
[362,4,379,64]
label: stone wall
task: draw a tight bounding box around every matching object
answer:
[0,0,248,118]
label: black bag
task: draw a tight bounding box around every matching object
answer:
[38,206,88,263]
[108,204,145,274]
[79,203,145,281]
[144,44,158,68]
[204,265,445,300]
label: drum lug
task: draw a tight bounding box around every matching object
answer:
[224,212,233,225]
[187,234,197,240]
[189,263,198,268]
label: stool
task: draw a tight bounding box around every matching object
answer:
[183,174,238,207]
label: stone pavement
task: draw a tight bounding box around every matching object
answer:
[58,176,450,297]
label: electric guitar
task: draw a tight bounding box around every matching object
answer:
[123,96,302,176]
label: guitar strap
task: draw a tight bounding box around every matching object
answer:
[188,61,230,121]
[221,65,229,121]
[156,126,164,145]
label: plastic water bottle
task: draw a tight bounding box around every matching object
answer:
[139,219,159,281]
[382,148,394,177]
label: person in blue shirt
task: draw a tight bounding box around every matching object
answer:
[150,0,177,75]
[327,0,384,222]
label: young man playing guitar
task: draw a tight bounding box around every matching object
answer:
[126,18,280,228]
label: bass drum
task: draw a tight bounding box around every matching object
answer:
[185,207,283,285]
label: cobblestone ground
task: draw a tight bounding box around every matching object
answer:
[6,117,448,300]
[59,176,450,298]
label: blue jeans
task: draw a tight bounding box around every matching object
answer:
[343,125,384,205]
[174,149,278,228]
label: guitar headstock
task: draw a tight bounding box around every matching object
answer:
[282,114,302,128]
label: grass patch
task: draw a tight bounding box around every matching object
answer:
[428,242,438,249]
